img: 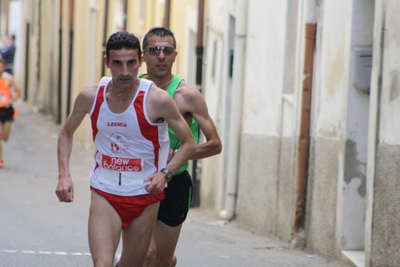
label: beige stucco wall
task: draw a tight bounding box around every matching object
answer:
[369,1,400,266]
[235,0,290,237]
[305,0,353,258]
[199,0,227,214]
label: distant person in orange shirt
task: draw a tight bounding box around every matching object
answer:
[0,58,21,167]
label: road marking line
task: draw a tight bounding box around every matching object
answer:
[21,251,36,254]
[38,251,52,254]
[54,251,68,255]
[1,250,91,256]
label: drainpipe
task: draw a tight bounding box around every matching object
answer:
[57,1,62,123]
[122,0,127,31]
[292,23,316,234]
[219,0,247,220]
[101,0,109,77]
[191,0,205,207]
[66,0,74,116]
[163,0,171,27]
[24,22,30,101]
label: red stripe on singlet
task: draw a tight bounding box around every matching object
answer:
[134,91,161,170]
[90,86,105,141]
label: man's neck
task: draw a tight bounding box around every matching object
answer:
[146,74,173,90]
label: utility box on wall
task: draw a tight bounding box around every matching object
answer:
[353,47,373,93]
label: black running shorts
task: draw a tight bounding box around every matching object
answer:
[158,170,193,227]
[0,106,14,123]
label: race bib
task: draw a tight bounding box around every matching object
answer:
[0,92,7,106]
[98,155,144,189]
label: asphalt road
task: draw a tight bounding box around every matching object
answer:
[0,102,352,267]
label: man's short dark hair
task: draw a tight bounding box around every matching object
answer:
[143,27,177,50]
[105,31,141,60]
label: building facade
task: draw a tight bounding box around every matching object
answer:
[3,0,400,266]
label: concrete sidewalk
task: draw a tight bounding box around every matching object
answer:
[1,101,352,267]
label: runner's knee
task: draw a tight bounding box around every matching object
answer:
[171,254,177,267]
[145,244,157,265]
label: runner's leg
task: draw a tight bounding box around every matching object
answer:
[88,191,122,267]
[2,121,11,141]
[0,122,4,162]
[118,202,160,267]
[144,235,157,266]
[153,221,182,267]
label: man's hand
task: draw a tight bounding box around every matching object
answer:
[145,172,167,194]
[55,177,74,202]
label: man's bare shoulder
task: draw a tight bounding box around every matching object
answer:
[148,83,175,108]
[176,80,198,92]
[80,84,98,98]
[73,84,99,112]
[147,83,177,122]
[175,80,203,99]
[174,80,204,106]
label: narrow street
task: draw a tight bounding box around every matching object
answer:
[0,101,352,267]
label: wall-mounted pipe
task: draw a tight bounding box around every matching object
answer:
[163,0,171,28]
[292,23,316,235]
[122,0,127,31]
[191,0,205,207]
[66,0,74,116]
[56,1,62,123]
[219,0,247,220]
[101,0,109,77]
[24,22,30,102]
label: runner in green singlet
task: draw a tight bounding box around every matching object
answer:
[141,27,222,267]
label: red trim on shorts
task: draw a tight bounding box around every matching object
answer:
[91,187,164,229]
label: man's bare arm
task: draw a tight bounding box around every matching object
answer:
[55,86,96,202]
[9,77,22,101]
[177,83,222,159]
[145,86,196,194]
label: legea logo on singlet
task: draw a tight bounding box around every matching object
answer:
[107,122,127,127]
[102,155,142,172]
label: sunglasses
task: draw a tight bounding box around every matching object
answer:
[144,46,175,55]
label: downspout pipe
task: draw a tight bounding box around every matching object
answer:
[219,0,247,220]
[191,0,205,207]
[57,2,62,123]
[66,0,74,116]
[122,0,127,31]
[24,22,30,101]
[163,0,171,28]
[101,0,109,77]
[195,0,204,86]
[292,23,316,235]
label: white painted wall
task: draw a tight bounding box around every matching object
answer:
[241,1,287,136]
[201,0,229,213]
[306,0,354,257]
[312,1,353,139]
[341,0,374,251]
